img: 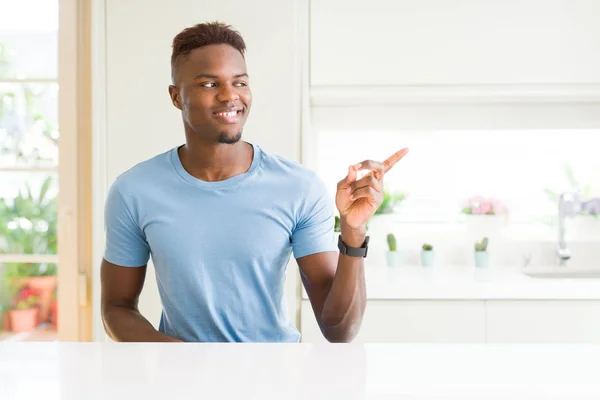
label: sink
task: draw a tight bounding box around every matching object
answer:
[522,265,600,279]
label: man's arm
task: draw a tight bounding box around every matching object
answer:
[297,222,367,343]
[296,149,408,343]
[101,259,181,342]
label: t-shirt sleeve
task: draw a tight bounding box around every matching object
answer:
[291,174,338,259]
[103,181,150,267]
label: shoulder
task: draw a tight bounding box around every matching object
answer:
[255,145,334,213]
[257,145,319,189]
[109,148,174,199]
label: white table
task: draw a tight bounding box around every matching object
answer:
[1,342,600,399]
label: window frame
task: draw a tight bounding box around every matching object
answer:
[0,0,92,341]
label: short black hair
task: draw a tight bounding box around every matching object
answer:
[171,21,246,82]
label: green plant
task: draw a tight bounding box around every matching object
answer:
[544,163,596,211]
[422,243,433,251]
[375,191,406,215]
[0,176,57,278]
[474,237,488,252]
[386,233,397,252]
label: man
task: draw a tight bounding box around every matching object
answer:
[100,21,408,342]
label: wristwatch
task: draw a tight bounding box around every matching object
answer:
[337,234,370,258]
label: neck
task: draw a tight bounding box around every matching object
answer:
[178,138,253,182]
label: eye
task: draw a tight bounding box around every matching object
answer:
[234,82,248,87]
[200,82,217,88]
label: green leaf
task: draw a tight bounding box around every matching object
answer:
[38,177,52,205]
[564,163,580,191]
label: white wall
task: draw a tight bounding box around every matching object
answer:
[306,0,600,272]
[92,0,306,341]
[91,0,600,342]
[310,0,600,87]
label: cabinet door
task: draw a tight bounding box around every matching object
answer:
[300,300,485,343]
[310,0,600,87]
[486,300,600,343]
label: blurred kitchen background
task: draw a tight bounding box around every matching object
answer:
[1,0,600,344]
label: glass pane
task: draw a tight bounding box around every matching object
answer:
[316,129,600,224]
[0,83,59,167]
[0,0,58,79]
[0,172,58,255]
[0,262,58,340]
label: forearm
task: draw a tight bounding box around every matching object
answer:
[319,225,367,342]
[102,304,182,342]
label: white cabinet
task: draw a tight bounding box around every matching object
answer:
[300,299,486,343]
[485,300,600,343]
[301,299,600,343]
[310,0,600,87]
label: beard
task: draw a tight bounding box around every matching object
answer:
[217,130,242,144]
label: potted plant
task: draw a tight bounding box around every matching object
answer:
[474,237,489,268]
[8,284,39,333]
[0,176,58,323]
[50,286,58,330]
[385,233,401,267]
[420,243,435,267]
[462,196,507,240]
[0,269,10,332]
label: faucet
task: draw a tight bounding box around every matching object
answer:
[557,192,581,266]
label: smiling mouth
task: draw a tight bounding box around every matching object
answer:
[213,110,243,124]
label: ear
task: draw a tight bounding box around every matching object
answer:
[168,85,182,110]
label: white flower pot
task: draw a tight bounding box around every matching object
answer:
[474,251,489,268]
[420,250,435,267]
[386,251,402,267]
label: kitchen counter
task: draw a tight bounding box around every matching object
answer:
[303,266,600,300]
[1,342,600,399]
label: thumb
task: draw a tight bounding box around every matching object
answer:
[343,163,361,186]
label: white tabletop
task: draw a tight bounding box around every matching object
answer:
[2,342,600,399]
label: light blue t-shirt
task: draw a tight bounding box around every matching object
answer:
[103,142,337,342]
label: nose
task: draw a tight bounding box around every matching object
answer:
[216,84,239,103]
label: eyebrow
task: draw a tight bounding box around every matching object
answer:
[193,73,249,80]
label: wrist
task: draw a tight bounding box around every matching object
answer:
[339,218,367,247]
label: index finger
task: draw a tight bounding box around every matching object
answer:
[383,148,409,173]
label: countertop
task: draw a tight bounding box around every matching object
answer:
[2,342,600,399]
[303,266,600,300]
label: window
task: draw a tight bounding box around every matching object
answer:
[309,103,600,245]
[314,128,600,222]
[0,0,59,341]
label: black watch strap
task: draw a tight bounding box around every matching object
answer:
[337,234,370,258]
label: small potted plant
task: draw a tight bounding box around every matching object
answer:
[8,285,39,333]
[386,233,401,267]
[474,237,489,268]
[421,243,435,267]
[51,287,58,330]
[462,196,507,239]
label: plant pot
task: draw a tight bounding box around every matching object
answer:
[386,251,402,267]
[420,250,435,267]
[51,300,58,330]
[27,276,57,322]
[9,307,39,333]
[474,251,489,268]
[1,308,9,331]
